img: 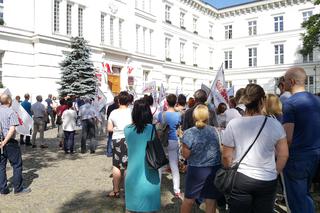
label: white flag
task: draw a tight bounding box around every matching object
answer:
[11,101,33,136]
[207,64,229,107]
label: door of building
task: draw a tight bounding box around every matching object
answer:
[108,74,120,95]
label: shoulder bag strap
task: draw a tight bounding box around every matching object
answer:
[162,111,167,125]
[150,124,155,140]
[238,116,268,164]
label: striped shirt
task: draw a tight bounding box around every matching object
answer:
[79,103,96,120]
[0,105,19,138]
[31,101,46,118]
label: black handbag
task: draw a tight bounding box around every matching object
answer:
[146,125,169,170]
[214,116,268,200]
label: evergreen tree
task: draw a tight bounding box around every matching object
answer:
[58,37,97,98]
[300,0,320,56]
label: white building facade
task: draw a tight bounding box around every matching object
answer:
[0,0,318,99]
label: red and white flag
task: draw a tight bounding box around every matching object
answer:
[207,64,229,107]
[12,101,33,136]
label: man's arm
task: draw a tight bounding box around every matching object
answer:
[0,126,16,148]
[283,123,294,146]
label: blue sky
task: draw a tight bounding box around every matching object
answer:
[203,0,256,9]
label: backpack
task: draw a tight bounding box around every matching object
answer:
[156,112,169,147]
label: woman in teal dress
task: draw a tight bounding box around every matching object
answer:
[125,99,161,212]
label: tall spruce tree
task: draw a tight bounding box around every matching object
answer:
[58,37,97,98]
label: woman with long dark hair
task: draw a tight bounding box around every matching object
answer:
[124,99,160,212]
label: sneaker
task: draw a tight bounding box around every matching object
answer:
[90,150,95,154]
[26,143,32,146]
[0,189,10,196]
[14,188,31,195]
[32,145,37,148]
[40,145,48,149]
[20,141,25,145]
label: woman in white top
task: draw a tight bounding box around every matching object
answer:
[222,84,289,213]
[61,100,77,154]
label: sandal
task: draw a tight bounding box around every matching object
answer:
[107,191,120,198]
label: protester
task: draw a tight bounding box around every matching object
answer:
[31,95,48,148]
[62,100,77,154]
[15,95,22,103]
[224,88,244,126]
[158,94,182,199]
[79,98,97,154]
[124,99,160,212]
[263,94,282,121]
[105,96,119,157]
[216,102,227,129]
[187,97,195,109]
[181,104,222,213]
[222,84,289,213]
[56,99,68,148]
[0,94,31,195]
[144,95,159,124]
[107,91,132,198]
[175,94,187,113]
[19,93,32,146]
[282,67,320,213]
[277,76,291,103]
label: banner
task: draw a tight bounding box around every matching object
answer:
[227,86,235,97]
[142,81,157,94]
[201,83,211,96]
[207,64,229,107]
[93,87,108,113]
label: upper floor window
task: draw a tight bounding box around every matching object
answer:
[305,75,315,93]
[302,11,313,22]
[180,42,185,63]
[248,20,256,36]
[193,46,198,66]
[275,44,284,64]
[180,12,185,29]
[224,51,232,69]
[0,0,3,22]
[119,19,123,48]
[110,16,114,45]
[193,17,198,34]
[0,0,3,4]
[101,14,105,43]
[225,25,232,39]
[248,47,257,67]
[165,37,171,60]
[209,50,213,69]
[209,24,213,39]
[53,0,60,33]
[136,25,140,51]
[78,7,83,37]
[248,79,257,84]
[66,3,72,35]
[143,27,146,53]
[303,51,313,63]
[165,5,171,24]
[274,16,283,32]
[149,30,153,55]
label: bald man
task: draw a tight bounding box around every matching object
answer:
[282,67,320,213]
[0,94,31,195]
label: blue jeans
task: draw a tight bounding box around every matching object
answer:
[106,132,113,157]
[284,152,320,213]
[0,139,23,193]
[64,131,75,153]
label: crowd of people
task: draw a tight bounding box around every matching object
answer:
[0,66,320,213]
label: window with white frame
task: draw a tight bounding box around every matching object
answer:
[78,7,83,37]
[248,79,257,84]
[248,20,256,36]
[53,0,60,33]
[274,16,283,32]
[149,30,153,55]
[143,27,146,53]
[303,51,313,63]
[180,42,185,63]
[180,12,185,28]
[275,44,284,64]
[302,11,313,22]
[165,37,171,60]
[136,25,140,51]
[193,17,198,33]
[227,80,232,88]
[248,47,257,67]
[305,75,315,93]
[165,5,171,23]
[101,13,105,43]
[224,51,232,69]
[0,0,4,22]
[110,16,114,45]
[209,49,213,68]
[225,25,232,39]
[119,19,123,48]
[193,46,197,66]
[66,3,72,35]
[209,24,213,39]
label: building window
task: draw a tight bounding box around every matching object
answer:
[274,16,283,32]
[209,24,213,39]
[0,0,3,22]
[143,27,146,53]
[110,16,114,46]
[225,25,232,39]
[303,11,313,22]
[165,37,171,60]
[193,46,197,66]
[209,50,213,69]
[227,80,232,88]
[119,19,123,48]
[149,30,153,55]
[224,51,232,69]
[275,44,284,64]
[248,20,256,36]
[53,0,60,33]
[248,47,257,67]
[248,79,257,84]
[180,42,185,63]
[193,17,198,34]
[180,12,185,29]
[305,75,315,93]
[303,51,313,63]
[136,25,139,51]
[66,3,72,35]
[165,5,171,24]
[101,14,105,43]
[78,7,83,37]
[0,52,3,85]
